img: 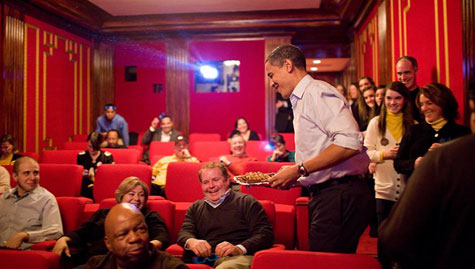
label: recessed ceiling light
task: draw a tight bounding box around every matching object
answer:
[310,67,318,71]
[313,60,321,64]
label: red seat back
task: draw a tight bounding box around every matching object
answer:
[189,141,230,162]
[103,148,141,164]
[17,152,40,161]
[94,164,152,203]
[0,249,60,268]
[56,197,90,233]
[246,141,274,161]
[128,145,144,157]
[40,150,81,164]
[165,162,205,202]
[189,133,221,145]
[251,249,381,269]
[2,165,15,187]
[258,200,276,227]
[39,164,83,197]
[241,162,301,205]
[149,141,175,160]
[62,141,88,150]
[278,133,295,151]
[71,134,88,142]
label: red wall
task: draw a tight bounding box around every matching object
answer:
[24,16,92,152]
[188,40,266,139]
[114,43,167,133]
[356,6,379,84]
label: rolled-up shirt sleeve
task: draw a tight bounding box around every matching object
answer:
[27,195,63,243]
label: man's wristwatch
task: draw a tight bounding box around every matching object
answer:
[297,162,309,177]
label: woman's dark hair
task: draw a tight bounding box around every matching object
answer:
[234,117,249,129]
[358,76,375,88]
[1,134,17,153]
[87,132,103,151]
[269,133,286,148]
[417,83,459,121]
[378,81,414,138]
[356,86,378,125]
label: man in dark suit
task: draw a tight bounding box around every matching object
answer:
[141,115,181,164]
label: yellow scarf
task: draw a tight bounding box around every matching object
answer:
[427,117,447,131]
[0,153,14,165]
[386,109,403,142]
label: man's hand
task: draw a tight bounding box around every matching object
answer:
[150,240,163,250]
[5,232,28,249]
[215,241,243,257]
[268,164,299,189]
[151,118,159,129]
[415,157,423,168]
[219,156,231,166]
[188,238,212,257]
[53,236,72,257]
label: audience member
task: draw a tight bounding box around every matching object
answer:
[141,115,181,164]
[267,133,295,162]
[0,165,10,193]
[358,76,375,92]
[96,104,129,146]
[228,117,260,142]
[348,82,359,105]
[219,134,258,178]
[396,56,422,122]
[353,85,378,132]
[394,83,470,178]
[335,84,347,97]
[364,82,414,225]
[85,203,186,269]
[151,136,199,196]
[375,84,386,108]
[177,162,273,268]
[265,44,371,253]
[0,156,63,249]
[77,132,114,199]
[275,93,294,133]
[53,177,170,267]
[378,77,475,269]
[101,129,126,148]
[0,134,22,165]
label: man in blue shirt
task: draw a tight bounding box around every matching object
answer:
[96,104,129,146]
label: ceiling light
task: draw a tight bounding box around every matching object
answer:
[310,67,318,71]
[313,60,321,64]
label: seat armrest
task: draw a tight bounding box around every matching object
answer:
[30,240,56,251]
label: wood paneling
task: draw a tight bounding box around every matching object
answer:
[165,39,190,136]
[264,37,291,139]
[462,0,475,125]
[378,0,392,85]
[1,13,25,150]
[92,41,114,131]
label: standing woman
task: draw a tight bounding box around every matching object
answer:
[364,82,414,224]
[394,83,470,178]
[77,132,114,199]
[353,85,378,133]
[0,135,22,165]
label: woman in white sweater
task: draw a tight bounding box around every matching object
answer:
[364,81,415,225]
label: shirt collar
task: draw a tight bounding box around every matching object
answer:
[4,185,41,201]
[290,74,313,107]
[204,189,231,208]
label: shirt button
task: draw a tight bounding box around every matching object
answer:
[397,185,400,188]
[396,191,400,194]
[397,178,400,181]
[395,197,398,200]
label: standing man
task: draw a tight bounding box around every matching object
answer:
[0,156,63,249]
[177,162,273,268]
[396,56,422,122]
[265,44,371,253]
[96,104,129,146]
[141,115,181,164]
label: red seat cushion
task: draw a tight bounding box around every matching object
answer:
[0,249,60,268]
[103,148,140,164]
[165,162,205,203]
[39,164,83,197]
[188,141,229,162]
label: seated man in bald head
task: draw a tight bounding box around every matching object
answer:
[86,203,187,269]
[0,156,63,249]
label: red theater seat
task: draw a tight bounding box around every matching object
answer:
[40,150,81,164]
[279,132,295,151]
[17,152,40,161]
[251,249,381,269]
[71,134,88,142]
[149,141,175,160]
[295,197,310,250]
[189,133,221,145]
[165,162,205,203]
[3,165,15,187]
[128,145,144,157]
[189,141,229,162]
[246,141,274,161]
[62,141,88,150]
[0,249,60,268]
[103,148,141,164]
[39,164,83,197]
[93,164,152,204]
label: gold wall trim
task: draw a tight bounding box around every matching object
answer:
[43,31,56,143]
[398,0,403,57]
[402,0,411,55]
[434,0,441,82]
[87,47,91,133]
[23,22,28,152]
[79,45,83,133]
[442,0,450,87]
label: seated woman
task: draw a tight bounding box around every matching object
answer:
[77,132,114,199]
[394,83,470,178]
[219,134,257,178]
[0,134,22,165]
[364,82,415,225]
[267,133,295,162]
[52,177,170,266]
[228,117,260,142]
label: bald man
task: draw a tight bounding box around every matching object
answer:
[86,203,187,269]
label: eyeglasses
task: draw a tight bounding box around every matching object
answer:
[192,253,219,264]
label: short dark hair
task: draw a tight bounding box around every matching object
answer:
[87,132,103,151]
[418,83,459,121]
[265,44,306,70]
[396,56,418,70]
[359,76,375,87]
[1,134,16,149]
[270,133,286,147]
[198,162,229,182]
[13,156,37,174]
[234,117,249,129]
[106,129,121,139]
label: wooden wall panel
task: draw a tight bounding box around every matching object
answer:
[1,15,24,150]
[92,42,114,132]
[166,39,190,136]
[378,0,392,85]
[462,0,475,125]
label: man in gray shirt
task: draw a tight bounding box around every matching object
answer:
[0,156,63,249]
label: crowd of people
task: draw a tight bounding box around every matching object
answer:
[0,44,474,269]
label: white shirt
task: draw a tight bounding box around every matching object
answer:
[290,75,369,186]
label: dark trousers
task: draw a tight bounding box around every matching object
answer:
[308,177,372,253]
[151,183,167,198]
[376,198,395,226]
